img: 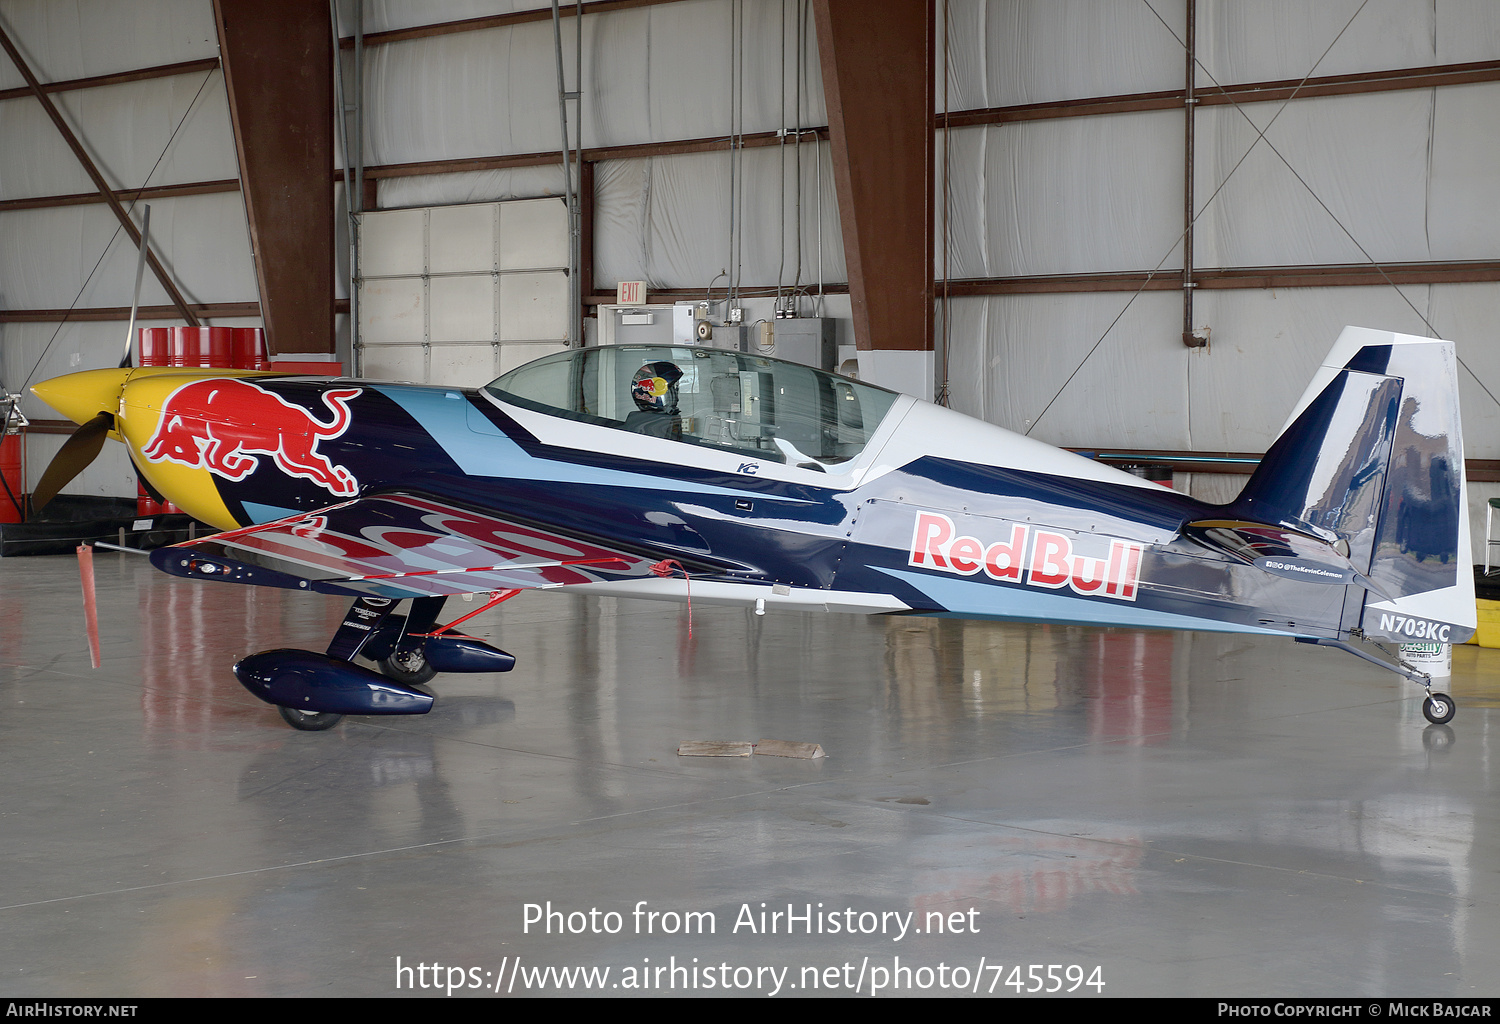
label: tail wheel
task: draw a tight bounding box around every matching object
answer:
[378,648,436,686]
[277,706,344,731]
[1422,693,1456,725]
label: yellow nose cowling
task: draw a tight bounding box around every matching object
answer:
[29,367,134,430]
[30,367,274,531]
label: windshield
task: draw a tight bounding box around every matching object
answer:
[485,345,900,468]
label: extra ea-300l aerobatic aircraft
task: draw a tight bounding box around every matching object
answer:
[29,325,1474,730]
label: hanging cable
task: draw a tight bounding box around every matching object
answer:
[21,67,218,393]
[775,0,788,317]
[1140,0,1500,414]
[1025,0,1372,436]
[726,0,738,313]
[937,0,952,407]
[790,0,806,310]
[735,0,747,310]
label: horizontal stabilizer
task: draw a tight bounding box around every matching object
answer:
[1182,519,1391,599]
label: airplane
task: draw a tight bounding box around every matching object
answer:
[28,325,1474,731]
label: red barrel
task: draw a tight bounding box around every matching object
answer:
[0,434,22,523]
[168,326,198,367]
[138,327,172,367]
[205,326,233,367]
[231,327,269,370]
[138,327,242,369]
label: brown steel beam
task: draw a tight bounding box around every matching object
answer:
[1193,262,1500,288]
[946,272,1181,296]
[1199,58,1500,106]
[0,301,261,323]
[0,56,219,102]
[585,128,828,163]
[813,0,933,353]
[0,179,239,214]
[584,283,851,306]
[214,0,334,356]
[339,0,676,49]
[1469,460,1500,483]
[942,59,1500,130]
[358,128,827,183]
[942,90,1182,129]
[19,419,79,436]
[362,152,559,180]
[946,261,1500,296]
[0,21,200,327]
[590,259,1500,303]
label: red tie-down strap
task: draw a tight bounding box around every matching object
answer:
[651,559,692,638]
[410,589,523,639]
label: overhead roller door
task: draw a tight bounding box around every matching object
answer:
[357,197,570,385]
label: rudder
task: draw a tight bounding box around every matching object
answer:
[1230,326,1474,644]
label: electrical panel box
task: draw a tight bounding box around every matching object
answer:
[753,317,836,370]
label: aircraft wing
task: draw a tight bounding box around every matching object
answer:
[148,492,672,599]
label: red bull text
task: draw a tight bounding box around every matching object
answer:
[908,512,1143,601]
[143,380,362,496]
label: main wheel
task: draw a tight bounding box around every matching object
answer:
[1422,692,1456,725]
[378,647,436,686]
[278,706,344,731]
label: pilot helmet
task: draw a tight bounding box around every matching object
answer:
[631,361,683,414]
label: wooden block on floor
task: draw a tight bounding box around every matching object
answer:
[754,738,825,759]
[677,741,754,757]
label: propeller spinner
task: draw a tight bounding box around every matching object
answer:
[28,367,131,517]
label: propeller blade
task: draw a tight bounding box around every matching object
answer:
[30,411,114,515]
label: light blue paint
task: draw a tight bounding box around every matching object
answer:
[877,566,1298,636]
[372,386,762,498]
[244,501,304,525]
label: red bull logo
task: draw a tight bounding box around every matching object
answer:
[908,512,1143,601]
[143,379,362,496]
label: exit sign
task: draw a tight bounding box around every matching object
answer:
[617,281,647,305]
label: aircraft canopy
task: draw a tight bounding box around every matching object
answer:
[485,345,899,468]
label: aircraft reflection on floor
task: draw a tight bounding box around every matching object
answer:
[878,617,1178,745]
[137,568,346,741]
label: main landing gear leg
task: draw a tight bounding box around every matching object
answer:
[377,597,446,685]
[1297,636,1456,725]
[236,593,520,731]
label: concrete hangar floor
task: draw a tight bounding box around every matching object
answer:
[2,550,1499,999]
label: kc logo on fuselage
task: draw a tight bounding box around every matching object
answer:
[908,511,1144,602]
[143,379,363,497]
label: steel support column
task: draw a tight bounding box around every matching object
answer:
[812,1,934,370]
[213,0,335,356]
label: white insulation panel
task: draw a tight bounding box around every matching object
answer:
[359,0,823,164]
[0,0,219,91]
[0,192,257,310]
[942,283,1500,463]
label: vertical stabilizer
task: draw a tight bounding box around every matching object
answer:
[1230,327,1474,644]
